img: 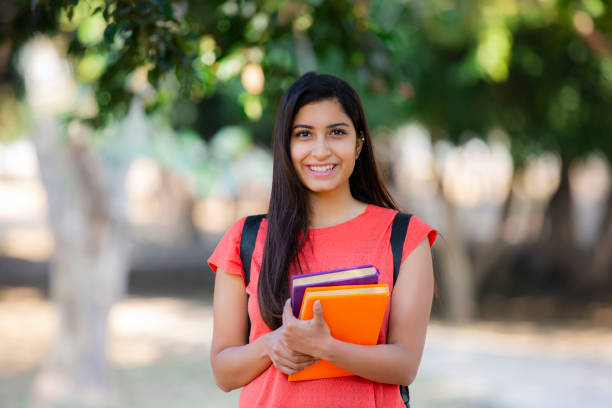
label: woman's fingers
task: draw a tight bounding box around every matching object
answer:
[274,355,316,371]
[273,356,319,375]
[267,320,320,375]
[288,352,316,364]
[282,298,295,325]
[274,343,314,365]
[271,353,308,374]
[270,339,318,374]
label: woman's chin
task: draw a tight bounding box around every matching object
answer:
[305,184,344,195]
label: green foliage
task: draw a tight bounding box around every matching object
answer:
[378,0,612,163]
[2,0,611,163]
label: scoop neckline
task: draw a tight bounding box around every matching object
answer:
[306,203,373,235]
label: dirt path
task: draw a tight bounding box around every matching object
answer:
[1,288,610,407]
[414,322,612,407]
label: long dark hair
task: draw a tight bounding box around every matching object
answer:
[258,72,399,329]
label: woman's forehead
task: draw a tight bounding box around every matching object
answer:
[293,100,352,127]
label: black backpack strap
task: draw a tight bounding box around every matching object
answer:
[399,385,411,407]
[239,214,266,343]
[391,212,412,286]
[240,214,266,287]
[390,212,413,408]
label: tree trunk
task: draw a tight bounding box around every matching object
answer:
[29,103,137,407]
[538,160,577,286]
[544,160,574,250]
[591,187,612,288]
[472,189,514,286]
[527,158,604,297]
[439,198,477,322]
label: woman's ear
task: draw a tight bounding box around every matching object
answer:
[356,131,365,158]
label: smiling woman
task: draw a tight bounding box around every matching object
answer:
[290,99,363,205]
[208,72,437,408]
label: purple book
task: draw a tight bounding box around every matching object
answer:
[290,264,380,317]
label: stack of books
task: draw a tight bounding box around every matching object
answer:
[288,265,389,381]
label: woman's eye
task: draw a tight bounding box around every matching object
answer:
[295,130,310,138]
[331,128,346,136]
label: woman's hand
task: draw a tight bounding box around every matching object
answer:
[281,299,332,358]
[265,323,318,376]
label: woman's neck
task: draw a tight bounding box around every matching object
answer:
[308,188,367,229]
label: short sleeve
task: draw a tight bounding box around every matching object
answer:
[401,215,437,263]
[207,217,247,283]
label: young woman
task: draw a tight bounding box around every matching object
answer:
[208,72,437,407]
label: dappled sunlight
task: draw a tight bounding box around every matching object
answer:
[570,153,611,247]
[108,297,214,368]
[438,136,513,208]
[241,62,265,95]
[0,289,215,375]
[0,141,46,224]
[393,124,438,200]
[0,140,40,178]
[520,152,561,202]
[502,152,563,244]
[426,320,612,362]
[18,36,78,116]
[0,287,57,375]
[0,226,54,261]
[1,288,609,371]
[193,197,239,234]
[570,152,611,203]
[0,181,47,223]
[126,158,166,226]
[0,140,52,261]
[416,320,612,406]
[394,125,515,244]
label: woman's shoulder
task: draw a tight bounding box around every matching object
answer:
[367,204,430,223]
[366,205,436,241]
[366,203,397,214]
[207,213,268,276]
[221,213,267,240]
[362,203,399,221]
[222,216,249,239]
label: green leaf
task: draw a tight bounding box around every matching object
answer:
[136,2,153,15]
[104,23,117,45]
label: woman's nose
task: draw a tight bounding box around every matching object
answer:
[312,135,331,159]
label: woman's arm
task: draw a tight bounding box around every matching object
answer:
[210,268,317,391]
[282,237,434,385]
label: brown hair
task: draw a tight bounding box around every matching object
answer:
[258,72,399,329]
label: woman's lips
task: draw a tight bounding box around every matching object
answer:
[305,164,338,176]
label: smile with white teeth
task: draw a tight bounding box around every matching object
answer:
[308,164,335,172]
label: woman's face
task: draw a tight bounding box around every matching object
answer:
[290,99,363,197]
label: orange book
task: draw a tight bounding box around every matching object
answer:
[287,284,389,382]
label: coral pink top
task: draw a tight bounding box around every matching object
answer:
[208,204,437,408]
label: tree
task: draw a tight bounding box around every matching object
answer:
[377,0,612,317]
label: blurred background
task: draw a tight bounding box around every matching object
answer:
[1,0,611,407]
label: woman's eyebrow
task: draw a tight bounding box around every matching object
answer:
[327,122,350,128]
[292,122,350,129]
[292,124,313,129]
